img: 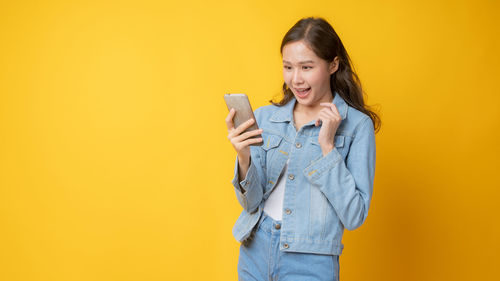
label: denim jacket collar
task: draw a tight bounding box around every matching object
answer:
[269,91,348,123]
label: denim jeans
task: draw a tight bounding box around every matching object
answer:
[238,211,340,281]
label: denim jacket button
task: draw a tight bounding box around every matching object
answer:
[288,174,295,180]
[283,243,289,249]
[274,224,281,230]
[295,142,302,148]
[285,209,292,215]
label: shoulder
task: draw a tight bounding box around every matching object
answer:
[253,103,281,121]
[344,105,374,136]
[346,105,370,124]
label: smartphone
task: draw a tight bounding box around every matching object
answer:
[224,93,263,146]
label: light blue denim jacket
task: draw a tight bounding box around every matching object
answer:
[231,92,376,255]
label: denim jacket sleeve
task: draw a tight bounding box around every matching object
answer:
[302,117,376,231]
[231,109,267,213]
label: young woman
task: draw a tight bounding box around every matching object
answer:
[225,16,380,281]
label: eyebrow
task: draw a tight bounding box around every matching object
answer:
[283,60,315,64]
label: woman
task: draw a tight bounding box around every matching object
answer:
[225,16,380,281]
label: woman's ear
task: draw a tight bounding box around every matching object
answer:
[329,56,339,74]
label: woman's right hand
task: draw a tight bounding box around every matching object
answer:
[225,108,263,166]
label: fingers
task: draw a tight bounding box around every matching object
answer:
[319,103,340,119]
[241,137,263,147]
[230,117,258,138]
[320,102,340,115]
[315,116,322,126]
[233,128,263,144]
[226,108,263,156]
[315,111,331,126]
[230,129,263,152]
[316,103,341,126]
[319,109,336,120]
[225,108,236,130]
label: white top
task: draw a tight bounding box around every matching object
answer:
[263,158,289,221]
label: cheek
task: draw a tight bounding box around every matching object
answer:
[282,69,289,77]
[283,72,292,84]
[309,71,329,87]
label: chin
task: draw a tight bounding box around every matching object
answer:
[294,94,314,104]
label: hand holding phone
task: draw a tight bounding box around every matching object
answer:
[224,93,263,147]
[224,93,263,185]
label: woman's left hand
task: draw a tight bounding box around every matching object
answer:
[315,102,342,156]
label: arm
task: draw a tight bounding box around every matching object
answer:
[303,117,376,230]
[230,109,267,213]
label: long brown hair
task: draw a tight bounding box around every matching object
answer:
[271,16,381,133]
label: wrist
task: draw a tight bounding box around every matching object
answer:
[321,143,334,156]
[238,154,250,167]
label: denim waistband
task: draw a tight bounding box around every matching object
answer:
[256,211,283,234]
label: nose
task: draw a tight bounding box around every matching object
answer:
[292,69,303,85]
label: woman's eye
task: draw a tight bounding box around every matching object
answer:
[283,66,311,70]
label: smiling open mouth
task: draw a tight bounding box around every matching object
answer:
[296,87,311,97]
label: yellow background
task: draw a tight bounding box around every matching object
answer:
[1,0,499,280]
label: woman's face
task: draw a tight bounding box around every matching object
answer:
[282,40,338,109]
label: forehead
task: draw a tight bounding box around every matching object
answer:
[282,41,321,64]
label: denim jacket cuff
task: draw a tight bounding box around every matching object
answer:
[232,157,257,195]
[303,147,343,183]
[231,156,261,207]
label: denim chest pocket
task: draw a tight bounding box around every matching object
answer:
[262,133,283,151]
[261,133,288,191]
[310,135,348,158]
[261,134,285,169]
